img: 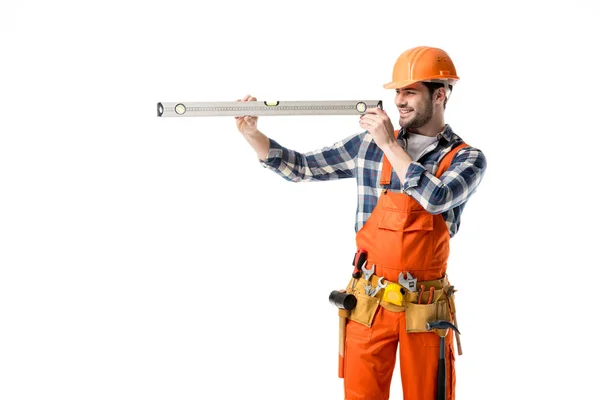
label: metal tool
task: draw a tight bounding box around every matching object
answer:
[427,287,435,304]
[398,271,417,292]
[157,100,383,117]
[371,277,388,297]
[361,263,375,282]
[417,284,425,304]
[363,283,374,296]
[426,320,461,400]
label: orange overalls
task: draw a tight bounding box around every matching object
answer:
[343,137,468,400]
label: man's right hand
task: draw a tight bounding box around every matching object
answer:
[235,95,259,136]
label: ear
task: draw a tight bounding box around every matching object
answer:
[435,88,447,105]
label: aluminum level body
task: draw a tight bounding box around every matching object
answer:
[157,100,383,117]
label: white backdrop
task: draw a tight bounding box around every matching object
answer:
[1,1,598,399]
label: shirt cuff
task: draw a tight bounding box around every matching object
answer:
[403,161,426,189]
[258,138,284,167]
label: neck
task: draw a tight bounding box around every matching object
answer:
[408,114,445,137]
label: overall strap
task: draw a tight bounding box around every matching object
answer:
[435,142,469,179]
[379,131,469,185]
[379,130,400,186]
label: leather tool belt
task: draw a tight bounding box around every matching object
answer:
[344,274,454,334]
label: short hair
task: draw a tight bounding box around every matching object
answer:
[422,82,453,109]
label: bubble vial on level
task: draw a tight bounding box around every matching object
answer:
[175,104,186,115]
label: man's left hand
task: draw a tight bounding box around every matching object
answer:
[359,107,396,150]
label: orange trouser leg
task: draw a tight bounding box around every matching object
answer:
[344,308,456,400]
[344,308,399,400]
[399,311,456,400]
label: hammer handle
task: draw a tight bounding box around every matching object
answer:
[338,310,350,378]
[437,359,446,400]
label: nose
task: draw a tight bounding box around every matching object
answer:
[395,92,407,107]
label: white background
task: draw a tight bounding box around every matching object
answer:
[1,1,598,399]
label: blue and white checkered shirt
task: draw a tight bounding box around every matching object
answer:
[259,125,486,237]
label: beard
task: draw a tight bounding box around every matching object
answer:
[399,98,434,129]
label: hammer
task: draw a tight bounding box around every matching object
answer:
[426,320,461,400]
[329,290,357,378]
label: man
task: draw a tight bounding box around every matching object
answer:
[235,46,486,400]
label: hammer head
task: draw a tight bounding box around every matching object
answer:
[329,290,357,311]
[426,320,461,335]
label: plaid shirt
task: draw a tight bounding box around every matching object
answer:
[259,125,486,237]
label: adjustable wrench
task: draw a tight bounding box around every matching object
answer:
[398,271,418,292]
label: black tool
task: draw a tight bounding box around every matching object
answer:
[329,290,357,311]
[426,320,461,400]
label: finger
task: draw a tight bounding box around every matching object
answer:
[365,107,387,118]
[360,115,381,124]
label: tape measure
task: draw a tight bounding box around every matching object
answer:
[156,100,383,117]
[382,282,404,306]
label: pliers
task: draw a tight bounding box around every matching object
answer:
[417,285,436,304]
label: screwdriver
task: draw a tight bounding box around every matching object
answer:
[352,249,368,279]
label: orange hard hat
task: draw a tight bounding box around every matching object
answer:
[383,46,459,90]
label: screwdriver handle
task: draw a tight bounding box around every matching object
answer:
[352,249,368,278]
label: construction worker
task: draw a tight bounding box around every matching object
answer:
[235,46,486,400]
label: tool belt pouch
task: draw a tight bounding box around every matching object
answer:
[345,279,380,328]
[405,289,451,333]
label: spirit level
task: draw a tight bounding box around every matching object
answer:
[156,100,383,117]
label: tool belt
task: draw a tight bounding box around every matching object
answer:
[344,274,454,333]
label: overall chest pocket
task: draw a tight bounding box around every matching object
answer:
[378,209,434,269]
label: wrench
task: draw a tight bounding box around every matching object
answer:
[361,263,375,282]
[363,283,374,296]
[371,277,388,297]
[398,271,417,292]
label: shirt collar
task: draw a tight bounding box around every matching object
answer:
[399,124,454,143]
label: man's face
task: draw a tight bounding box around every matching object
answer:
[394,83,434,129]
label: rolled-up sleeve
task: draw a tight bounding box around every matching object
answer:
[259,133,365,182]
[403,146,487,214]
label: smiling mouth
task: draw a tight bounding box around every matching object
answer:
[399,109,413,116]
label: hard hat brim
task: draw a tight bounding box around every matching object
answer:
[383,80,420,90]
[383,77,460,90]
